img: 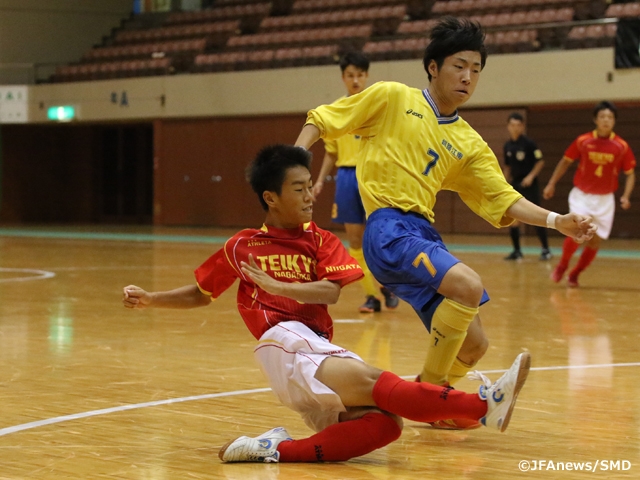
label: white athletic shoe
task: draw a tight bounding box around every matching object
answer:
[469,352,531,432]
[218,427,292,463]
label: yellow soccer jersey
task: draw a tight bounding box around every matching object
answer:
[323,96,363,167]
[306,81,522,227]
[324,134,362,167]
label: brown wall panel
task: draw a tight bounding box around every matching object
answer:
[0,124,97,223]
[154,116,336,229]
[2,104,638,238]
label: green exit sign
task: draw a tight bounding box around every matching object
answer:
[47,106,75,121]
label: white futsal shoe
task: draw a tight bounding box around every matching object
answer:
[219,427,292,463]
[469,351,531,432]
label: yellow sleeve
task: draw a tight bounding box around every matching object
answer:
[447,143,523,228]
[305,81,392,140]
[323,138,337,155]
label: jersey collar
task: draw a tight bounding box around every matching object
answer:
[259,223,309,238]
[422,88,459,125]
[592,130,615,140]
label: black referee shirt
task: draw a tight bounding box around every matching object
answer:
[503,135,543,183]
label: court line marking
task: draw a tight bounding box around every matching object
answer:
[0,268,56,283]
[1,361,638,438]
[1,228,640,259]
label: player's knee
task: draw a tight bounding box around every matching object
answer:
[386,412,404,433]
[442,265,484,306]
[459,271,484,306]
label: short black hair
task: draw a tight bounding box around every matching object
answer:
[593,101,617,119]
[340,52,370,73]
[508,112,524,123]
[423,16,487,81]
[247,145,312,211]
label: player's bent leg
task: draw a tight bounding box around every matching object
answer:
[346,223,383,311]
[567,234,601,287]
[416,265,482,386]
[428,315,488,430]
[315,356,382,407]
[437,263,484,307]
[277,411,402,462]
[453,314,489,373]
[220,411,403,463]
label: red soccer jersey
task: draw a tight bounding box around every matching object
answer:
[564,131,636,195]
[194,222,363,341]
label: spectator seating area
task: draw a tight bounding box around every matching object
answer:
[52,0,637,82]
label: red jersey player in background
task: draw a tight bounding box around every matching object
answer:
[543,101,636,287]
[122,144,530,465]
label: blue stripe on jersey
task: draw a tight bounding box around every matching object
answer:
[422,89,459,125]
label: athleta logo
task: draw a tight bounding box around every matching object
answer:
[406,109,424,119]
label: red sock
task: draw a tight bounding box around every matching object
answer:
[277,412,401,462]
[559,237,580,268]
[570,247,598,277]
[372,371,487,423]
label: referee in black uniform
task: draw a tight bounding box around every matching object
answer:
[503,112,552,261]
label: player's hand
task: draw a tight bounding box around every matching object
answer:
[311,181,324,199]
[520,176,533,188]
[556,213,597,244]
[620,196,631,210]
[123,285,152,309]
[542,183,555,200]
[240,254,281,295]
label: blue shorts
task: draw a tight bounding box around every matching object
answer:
[332,167,366,224]
[362,208,490,331]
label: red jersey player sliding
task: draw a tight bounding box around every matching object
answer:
[123,145,530,464]
[544,101,636,288]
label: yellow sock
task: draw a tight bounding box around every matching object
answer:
[447,357,475,386]
[419,299,478,386]
[349,247,379,297]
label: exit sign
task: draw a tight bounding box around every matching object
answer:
[47,106,75,121]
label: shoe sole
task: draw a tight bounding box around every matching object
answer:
[358,307,380,313]
[500,352,531,433]
[218,437,239,462]
[430,420,483,430]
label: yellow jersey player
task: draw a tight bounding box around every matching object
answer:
[312,52,399,313]
[295,17,596,429]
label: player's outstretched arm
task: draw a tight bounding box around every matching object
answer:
[240,254,341,304]
[122,284,210,309]
[620,171,635,210]
[554,212,598,243]
[312,152,338,198]
[506,198,597,243]
[543,157,573,199]
[295,124,321,150]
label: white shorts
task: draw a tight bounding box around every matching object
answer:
[254,321,363,432]
[568,187,615,240]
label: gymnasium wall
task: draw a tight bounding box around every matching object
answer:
[2,47,640,236]
[0,0,132,83]
[26,48,640,121]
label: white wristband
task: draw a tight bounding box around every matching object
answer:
[546,212,559,229]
